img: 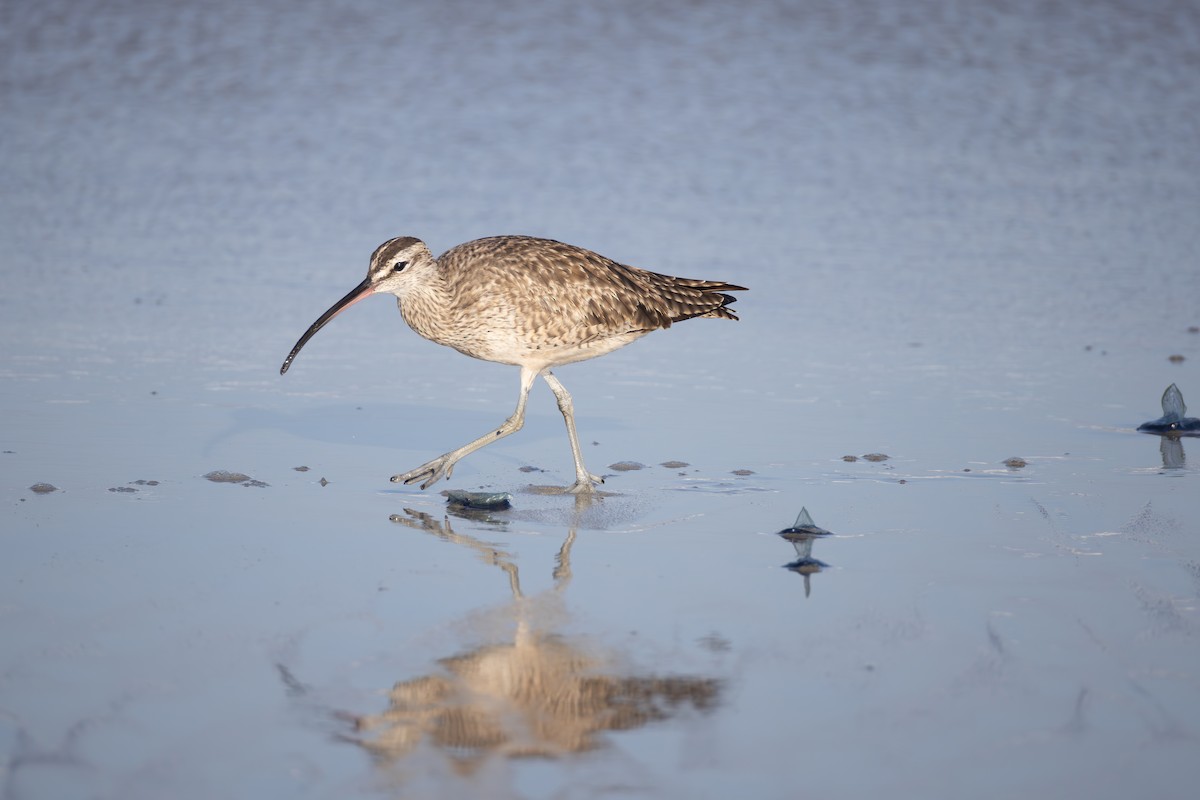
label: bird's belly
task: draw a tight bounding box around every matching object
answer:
[400,295,649,368]
[444,327,647,369]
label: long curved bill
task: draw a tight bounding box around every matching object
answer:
[280,277,375,374]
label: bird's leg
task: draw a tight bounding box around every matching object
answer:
[542,371,604,493]
[391,366,538,489]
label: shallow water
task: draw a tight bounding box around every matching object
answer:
[3,1,1199,798]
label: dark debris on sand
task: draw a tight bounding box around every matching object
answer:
[204,470,269,488]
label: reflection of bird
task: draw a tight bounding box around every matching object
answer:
[357,633,720,772]
[281,236,746,492]
[355,510,721,775]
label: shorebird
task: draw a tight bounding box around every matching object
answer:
[281,235,746,493]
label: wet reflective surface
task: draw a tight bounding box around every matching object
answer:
[354,510,719,779]
[3,1,1199,797]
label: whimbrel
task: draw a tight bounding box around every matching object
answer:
[281,236,745,493]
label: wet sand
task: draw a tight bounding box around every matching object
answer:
[3,1,1199,798]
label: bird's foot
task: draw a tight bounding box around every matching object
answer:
[391,455,457,490]
[564,473,605,494]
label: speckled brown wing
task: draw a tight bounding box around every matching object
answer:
[438,237,744,347]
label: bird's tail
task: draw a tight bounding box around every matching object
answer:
[668,277,746,322]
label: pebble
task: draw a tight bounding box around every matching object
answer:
[205,470,251,483]
[204,470,268,488]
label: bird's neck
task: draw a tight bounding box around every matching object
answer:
[396,267,457,346]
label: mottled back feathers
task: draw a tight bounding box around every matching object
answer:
[439,236,742,333]
[375,235,745,368]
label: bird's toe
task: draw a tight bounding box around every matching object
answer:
[565,478,602,494]
[392,467,431,486]
[394,455,458,490]
[419,467,448,490]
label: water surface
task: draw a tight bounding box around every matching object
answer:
[2,1,1199,798]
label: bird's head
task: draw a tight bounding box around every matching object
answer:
[364,236,437,296]
[280,236,434,375]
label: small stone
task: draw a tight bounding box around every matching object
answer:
[29,483,58,494]
[660,460,689,469]
[204,470,268,487]
[731,469,754,476]
[1188,326,1199,334]
[204,470,252,483]
[608,461,645,471]
[293,466,310,472]
[1003,457,1028,468]
[131,479,159,486]
[842,455,858,462]
[518,465,542,473]
[108,486,138,493]
[862,453,889,462]
[1168,354,1185,363]
[319,477,329,486]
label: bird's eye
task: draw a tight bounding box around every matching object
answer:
[393,261,408,272]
